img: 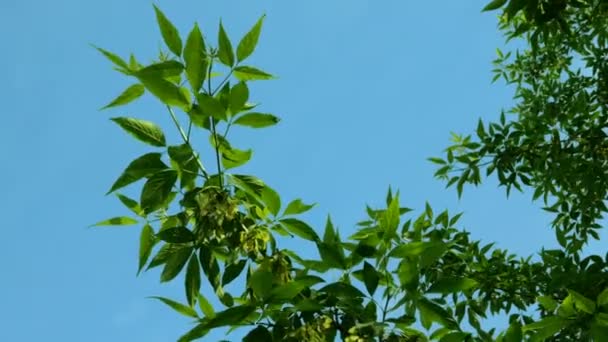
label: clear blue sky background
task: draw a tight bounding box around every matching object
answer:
[2,0,605,341]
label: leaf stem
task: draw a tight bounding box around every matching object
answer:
[207,60,224,188]
[166,105,209,179]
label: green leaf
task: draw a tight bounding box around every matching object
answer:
[185,254,201,307]
[267,275,325,301]
[93,45,129,71]
[283,199,315,216]
[380,195,400,240]
[138,224,157,274]
[168,144,198,190]
[418,297,458,329]
[233,66,274,81]
[140,170,178,214]
[197,93,226,120]
[197,293,215,318]
[523,315,565,331]
[440,332,470,342]
[161,246,192,282]
[420,243,449,268]
[178,323,208,342]
[317,242,347,269]
[237,15,265,62]
[323,216,338,244]
[90,216,138,227]
[482,0,508,12]
[147,244,186,270]
[320,282,365,299]
[150,296,198,318]
[199,248,221,290]
[362,261,379,296]
[101,84,145,109]
[280,218,320,242]
[229,82,249,115]
[427,277,477,294]
[389,241,445,258]
[222,259,247,286]
[116,193,144,217]
[108,153,168,194]
[206,305,256,329]
[136,73,190,109]
[233,112,280,128]
[568,289,596,314]
[111,117,166,147]
[184,23,207,92]
[157,227,195,243]
[503,321,523,342]
[217,21,234,67]
[243,326,272,342]
[136,61,184,79]
[249,268,273,299]
[537,295,558,311]
[153,5,182,56]
[598,288,608,307]
[221,146,252,170]
[261,185,281,216]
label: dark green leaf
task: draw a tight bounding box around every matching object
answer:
[185,254,201,307]
[597,288,608,307]
[147,244,185,270]
[427,277,477,294]
[323,216,337,244]
[136,61,184,79]
[504,321,523,342]
[197,293,215,318]
[157,227,195,243]
[140,170,178,214]
[280,218,320,242]
[568,289,596,314]
[168,144,198,190]
[222,259,247,286]
[317,242,347,269]
[243,326,272,342]
[150,296,198,318]
[138,224,157,274]
[108,152,168,194]
[249,268,273,299]
[237,15,265,62]
[482,0,508,12]
[261,185,281,216]
[184,23,207,92]
[91,216,138,227]
[205,305,256,329]
[362,261,379,296]
[233,112,280,128]
[418,297,458,329]
[111,117,166,147]
[153,5,182,56]
[199,248,221,290]
[320,282,365,299]
[233,66,274,81]
[101,84,145,109]
[283,199,315,216]
[537,296,558,311]
[160,245,192,282]
[217,21,234,67]
[178,323,208,342]
[197,93,226,120]
[380,195,400,240]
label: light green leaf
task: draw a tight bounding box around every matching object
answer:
[389,241,444,258]
[503,321,523,342]
[380,195,400,240]
[140,170,178,214]
[116,193,144,217]
[138,224,156,275]
[283,199,315,216]
[568,289,596,314]
[280,218,320,242]
[362,261,379,296]
[237,15,265,62]
[597,287,608,307]
[427,277,477,294]
[205,305,256,330]
[197,93,226,120]
[184,23,207,92]
[136,73,190,109]
[537,295,558,311]
[221,146,252,170]
[93,45,129,71]
[248,268,273,299]
[136,61,184,79]
[233,66,274,81]
[156,227,195,243]
[522,316,565,332]
[160,245,192,282]
[91,216,138,227]
[317,242,347,270]
[260,185,281,216]
[178,323,208,342]
[229,82,249,115]
[197,293,215,318]
[108,153,168,194]
[267,275,325,302]
[101,84,144,109]
[111,117,166,147]
[185,254,201,307]
[153,5,182,56]
[233,112,280,128]
[217,21,234,67]
[150,296,198,318]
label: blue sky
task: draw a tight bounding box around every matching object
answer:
[2,0,605,341]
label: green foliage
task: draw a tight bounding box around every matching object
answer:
[95,3,608,342]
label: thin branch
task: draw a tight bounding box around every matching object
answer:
[166,105,209,179]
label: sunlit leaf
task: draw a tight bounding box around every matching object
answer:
[236,15,265,62]
[140,170,178,214]
[233,66,274,81]
[108,153,168,194]
[101,84,145,109]
[161,245,192,282]
[280,218,320,242]
[185,254,201,307]
[283,199,316,216]
[153,5,182,56]
[150,296,198,318]
[138,224,157,274]
[111,117,166,147]
[184,23,207,92]
[217,21,234,67]
[91,216,138,227]
[233,112,280,128]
